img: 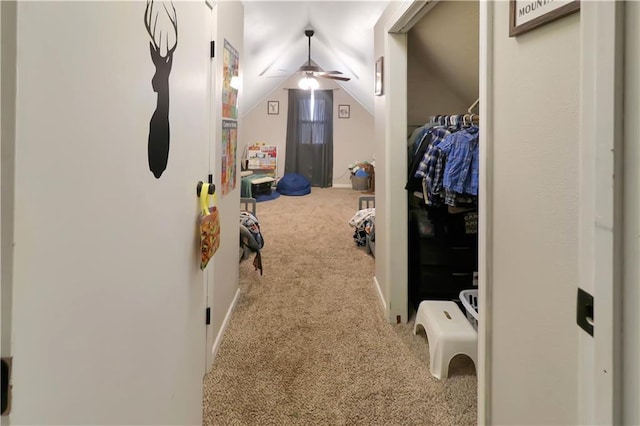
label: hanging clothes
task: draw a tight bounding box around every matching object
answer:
[409,118,479,208]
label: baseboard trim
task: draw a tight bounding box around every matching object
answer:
[332,183,352,189]
[211,288,241,359]
[373,276,387,313]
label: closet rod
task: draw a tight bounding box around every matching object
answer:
[467,98,480,113]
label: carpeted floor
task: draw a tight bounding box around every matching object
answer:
[203,188,477,425]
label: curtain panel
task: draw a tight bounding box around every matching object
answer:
[285,89,333,187]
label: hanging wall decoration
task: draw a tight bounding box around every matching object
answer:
[338,105,350,119]
[221,120,238,195]
[374,57,383,96]
[144,0,178,179]
[222,39,239,119]
[509,0,580,37]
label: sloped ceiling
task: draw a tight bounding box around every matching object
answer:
[408,1,479,107]
[241,1,390,117]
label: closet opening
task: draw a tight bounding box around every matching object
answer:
[404,0,480,377]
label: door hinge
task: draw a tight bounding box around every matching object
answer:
[1,358,11,416]
[210,41,215,58]
[206,307,211,325]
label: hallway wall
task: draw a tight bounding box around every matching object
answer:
[10,2,212,423]
[209,0,244,364]
[240,74,374,187]
[374,1,408,322]
[1,0,17,367]
[489,4,580,424]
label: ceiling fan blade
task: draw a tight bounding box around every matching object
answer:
[318,74,350,81]
[315,70,343,76]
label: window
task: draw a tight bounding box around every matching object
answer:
[299,91,329,145]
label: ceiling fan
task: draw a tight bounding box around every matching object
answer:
[299,30,350,83]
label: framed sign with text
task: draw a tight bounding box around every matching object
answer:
[509,0,580,37]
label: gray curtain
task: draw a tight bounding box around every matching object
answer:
[284,89,333,187]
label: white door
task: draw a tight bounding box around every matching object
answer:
[8,2,211,423]
[1,0,18,419]
[578,2,624,424]
[205,2,217,373]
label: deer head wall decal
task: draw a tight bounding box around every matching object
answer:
[144,0,178,179]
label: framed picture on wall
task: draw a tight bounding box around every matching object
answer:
[267,101,279,115]
[374,57,383,96]
[509,0,580,37]
[338,105,350,119]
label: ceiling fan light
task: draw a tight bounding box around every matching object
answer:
[299,75,319,90]
[308,76,319,90]
[298,76,310,90]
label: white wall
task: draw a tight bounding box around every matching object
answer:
[407,1,478,126]
[624,3,640,423]
[239,73,374,186]
[406,48,467,127]
[209,0,243,362]
[11,2,211,424]
[1,0,17,366]
[374,2,408,322]
[489,4,580,424]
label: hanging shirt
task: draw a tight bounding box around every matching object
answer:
[439,126,479,197]
[414,127,451,179]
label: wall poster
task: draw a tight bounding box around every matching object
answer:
[222,39,239,119]
[221,120,238,195]
[509,0,580,37]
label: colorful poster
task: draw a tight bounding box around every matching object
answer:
[221,120,238,195]
[222,39,239,119]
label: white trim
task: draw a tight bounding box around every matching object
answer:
[387,0,439,34]
[210,288,241,360]
[373,275,387,313]
[623,4,640,423]
[478,1,493,424]
[331,183,352,189]
[578,2,624,424]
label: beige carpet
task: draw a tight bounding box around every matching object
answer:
[203,188,477,425]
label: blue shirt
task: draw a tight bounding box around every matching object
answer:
[438,126,479,196]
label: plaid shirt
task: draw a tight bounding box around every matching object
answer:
[414,127,451,205]
[439,126,479,197]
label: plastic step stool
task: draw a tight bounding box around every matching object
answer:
[413,300,477,379]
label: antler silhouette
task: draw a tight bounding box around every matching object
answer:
[144,1,177,57]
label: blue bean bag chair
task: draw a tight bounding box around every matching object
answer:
[276,173,311,196]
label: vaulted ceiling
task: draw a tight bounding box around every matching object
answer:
[241,1,390,117]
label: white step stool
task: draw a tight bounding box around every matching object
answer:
[413,300,477,379]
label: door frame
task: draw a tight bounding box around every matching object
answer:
[386,1,631,424]
[623,3,640,424]
[578,2,624,424]
[384,1,492,423]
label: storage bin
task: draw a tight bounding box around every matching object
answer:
[459,289,479,330]
[351,175,369,191]
[252,180,273,196]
